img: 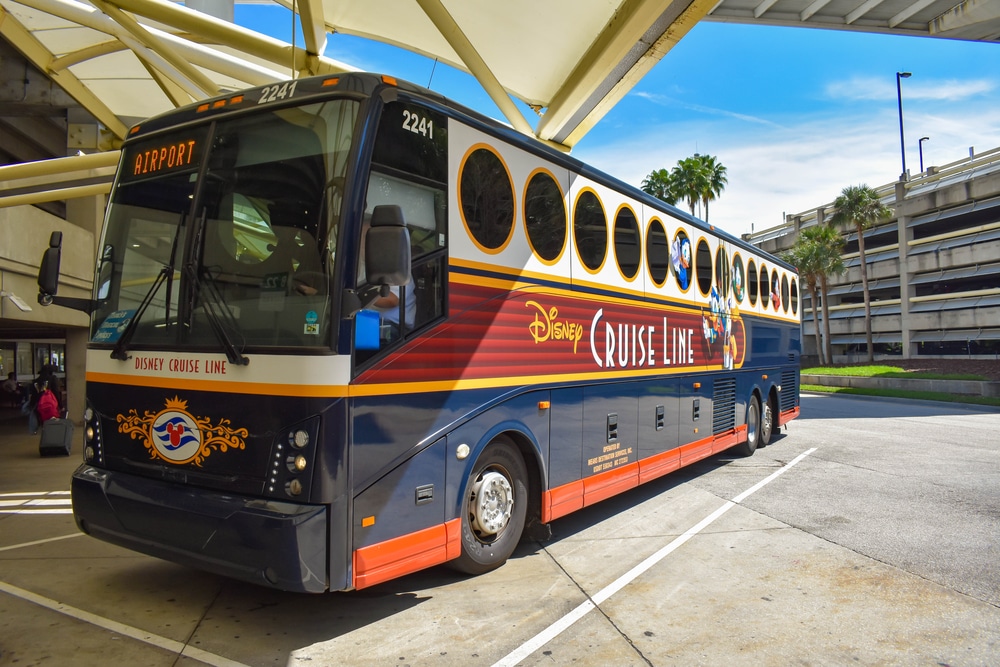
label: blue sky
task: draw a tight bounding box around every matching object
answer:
[239,7,1000,238]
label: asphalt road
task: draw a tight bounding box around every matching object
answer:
[1,393,997,666]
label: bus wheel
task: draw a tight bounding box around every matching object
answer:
[735,395,761,457]
[451,436,528,575]
[760,395,774,446]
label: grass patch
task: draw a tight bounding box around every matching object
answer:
[801,384,1000,407]
[801,365,988,381]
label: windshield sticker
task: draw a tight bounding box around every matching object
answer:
[118,396,248,466]
[93,309,136,343]
[304,310,319,335]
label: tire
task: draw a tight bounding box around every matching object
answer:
[450,436,528,575]
[760,395,774,447]
[734,394,761,457]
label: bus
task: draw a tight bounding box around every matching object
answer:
[38,72,800,593]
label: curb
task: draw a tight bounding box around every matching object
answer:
[801,374,1000,398]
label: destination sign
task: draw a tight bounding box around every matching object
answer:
[130,139,198,177]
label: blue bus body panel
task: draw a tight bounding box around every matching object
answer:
[71,465,329,592]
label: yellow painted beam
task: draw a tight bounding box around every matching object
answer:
[0,6,128,139]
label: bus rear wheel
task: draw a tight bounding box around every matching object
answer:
[760,395,774,446]
[451,436,528,575]
[735,395,762,457]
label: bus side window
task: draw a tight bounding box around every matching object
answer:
[355,99,448,368]
[411,253,445,330]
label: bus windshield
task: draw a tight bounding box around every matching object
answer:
[91,98,360,353]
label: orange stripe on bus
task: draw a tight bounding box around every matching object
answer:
[583,460,640,505]
[544,429,754,521]
[542,481,583,523]
[352,518,461,590]
[710,426,745,455]
[779,406,800,425]
[638,448,681,485]
[85,371,349,397]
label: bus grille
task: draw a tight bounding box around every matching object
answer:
[780,369,798,412]
[713,378,736,434]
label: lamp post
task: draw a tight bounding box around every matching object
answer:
[919,136,930,173]
[896,71,912,180]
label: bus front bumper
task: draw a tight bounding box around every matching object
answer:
[71,464,329,593]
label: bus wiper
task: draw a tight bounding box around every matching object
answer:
[186,264,249,366]
[110,265,171,361]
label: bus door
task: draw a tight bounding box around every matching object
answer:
[637,380,681,482]
[581,384,639,504]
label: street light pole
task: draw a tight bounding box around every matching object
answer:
[896,71,912,180]
[919,136,930,173]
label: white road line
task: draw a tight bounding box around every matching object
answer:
[0,491,73,515]
[0,490,71,497]
[0,533,83,552]
[25,499,72,506]
[0,580,252,667]
[492,447,817,667]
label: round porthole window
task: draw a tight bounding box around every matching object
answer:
[614,207,640,280]
[573,190,607,272]
[524,170,566,263]
[671,230,692,291]
[696,238,712,296]
[646,218,668,286]
[459,146,514,252]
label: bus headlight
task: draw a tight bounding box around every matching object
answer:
[83,401,101,464]
[268,417,319,500]
[287,454,307,473]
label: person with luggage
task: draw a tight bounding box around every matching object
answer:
[35,384,60,422]
[27,365,63,434]
[33,365,73,456]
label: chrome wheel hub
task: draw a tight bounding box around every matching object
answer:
[470,471,513,536]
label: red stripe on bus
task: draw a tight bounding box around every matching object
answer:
[543,429,750,522]
[638,448,681,485]
[583,461,640,505]
[779,406,800,425]
[680,436,714,466]
[353,518,461,590]
[542,481,583,523]
[710,426,745,454]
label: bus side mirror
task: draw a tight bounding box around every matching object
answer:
[37,231,63,305]
[365,205,410,287]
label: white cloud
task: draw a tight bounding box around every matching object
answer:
[825,76,996,102]
[631,92,782,127]
[575,100,1000,240]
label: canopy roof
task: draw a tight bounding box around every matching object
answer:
[1,0,998,150]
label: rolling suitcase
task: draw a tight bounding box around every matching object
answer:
[39,418,73,457]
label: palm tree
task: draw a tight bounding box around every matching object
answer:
[698,155,727,224]
[786,225,844,365]
[671,156,710,217]
[640,168,678,205]
[810,224,846,364]
[784,244,825,364]
[830,185,892,363]
[642,155,727,220]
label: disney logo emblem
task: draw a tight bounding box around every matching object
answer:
[526,300,583,353]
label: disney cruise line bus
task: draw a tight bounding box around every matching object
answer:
[39,72,800,592]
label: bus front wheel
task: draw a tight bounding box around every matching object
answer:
[451,436,528,575]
